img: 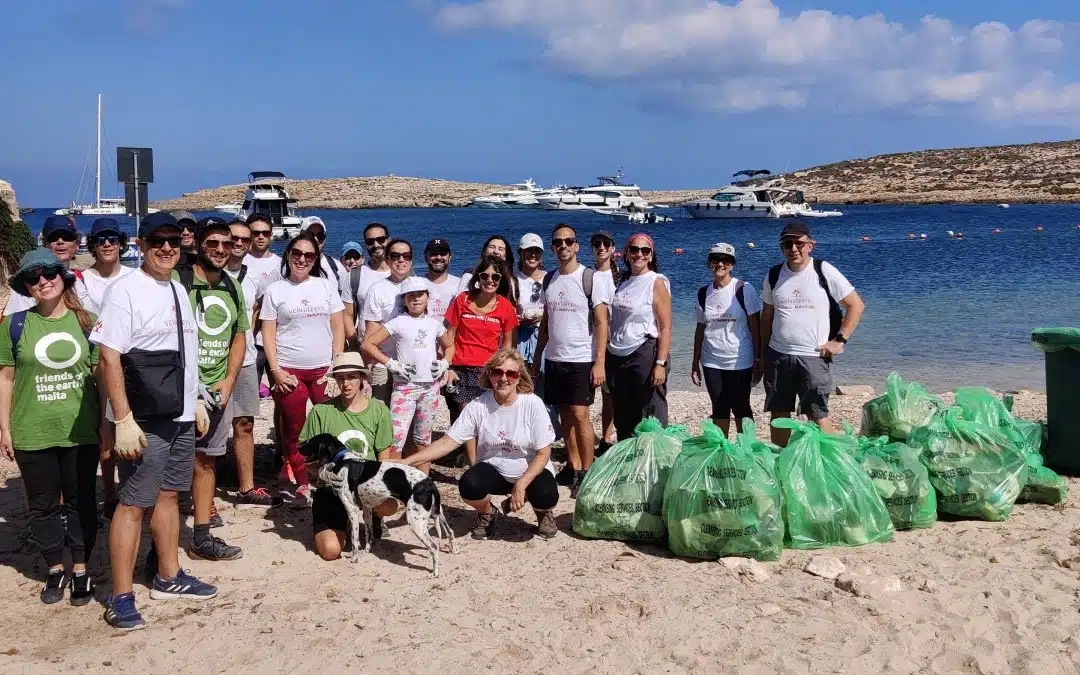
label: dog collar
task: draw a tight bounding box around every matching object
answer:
[331,449,349,463]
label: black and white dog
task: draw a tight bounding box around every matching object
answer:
[300,434,456,577]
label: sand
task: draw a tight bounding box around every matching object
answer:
[1,389,1079,674]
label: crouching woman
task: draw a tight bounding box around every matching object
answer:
[298,352,397,560]
[400,348,558,541]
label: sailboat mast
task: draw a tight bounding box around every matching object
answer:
[95,94,102,208]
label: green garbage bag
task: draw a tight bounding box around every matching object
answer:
[846,429,936,530]
[736,418,780,457]
[572,418,686,541]
[774,419,895,549]
[909,408,1028,521]
[663,420,784,561]
[861,372,946,440]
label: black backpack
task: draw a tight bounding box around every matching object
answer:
[322,255,342,284]
[767,259,842,340]
[697,280,748,317]
[176,265,244,339]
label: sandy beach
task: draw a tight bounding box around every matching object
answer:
[1,387,1078,674]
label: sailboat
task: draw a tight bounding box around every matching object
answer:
[54,95,158,217]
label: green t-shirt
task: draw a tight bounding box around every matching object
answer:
[299,398,394,461]
[0,310,100,451]
[175,271,249,385]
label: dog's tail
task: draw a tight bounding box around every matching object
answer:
[432,490,457,554]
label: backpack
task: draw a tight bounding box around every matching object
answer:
[10,310,92,360]
[350,266,364,308]
[176,265,243,339]
[767,259,843,340]
[322,255,341,284]
[698,280,748,317]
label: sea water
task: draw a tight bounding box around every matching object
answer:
[27,203,1080,392]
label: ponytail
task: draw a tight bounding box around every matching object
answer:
[63,287,94,334]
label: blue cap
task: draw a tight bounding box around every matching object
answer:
[195,216,230,240]
[90,217,122,237]
[42,215,76,237]
[341,241,363,256]
[138,211,180,238]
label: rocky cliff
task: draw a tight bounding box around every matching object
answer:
[0,180,18,221]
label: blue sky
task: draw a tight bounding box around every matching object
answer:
[3,0,1080,205]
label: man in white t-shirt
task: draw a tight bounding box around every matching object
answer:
[362,238,414,404]
[242,213,281,392]
[91,212,217,631]
[761,221,865,446]
[3,215,91,316]
[342,222,392,345]
[422,238,460,324]
[533,224,612,497]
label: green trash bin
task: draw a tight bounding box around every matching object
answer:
[1031,328,1080,473]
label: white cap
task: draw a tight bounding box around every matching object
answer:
[519,233,544,250]
[709,242,736,259]
[398,276,430,295]
[300,216,327,233]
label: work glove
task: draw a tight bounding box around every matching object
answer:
[317,372,342,398]
[195,400,211,439]
[431,359,450,382]
[198,383,221,410]
[386,359,416,383]
[114,412,148,460]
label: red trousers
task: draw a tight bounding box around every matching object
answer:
[272,366,332,486]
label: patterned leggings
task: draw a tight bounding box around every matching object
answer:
[390,380,441,454]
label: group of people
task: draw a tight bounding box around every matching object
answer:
[0,210,863,631]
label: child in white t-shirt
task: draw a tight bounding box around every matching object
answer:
[361,277,446,470]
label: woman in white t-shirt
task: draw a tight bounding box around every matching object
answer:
[400,349,558,541]
[691,243,763,438]
[590,231,621,452]
[361,276,446,473]
[261,231,345,505]
[606,233,672,441]
[515,233,546,367]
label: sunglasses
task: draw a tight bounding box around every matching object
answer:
[92,234,121,246]
[310,231,327,242]
[146,234,183,249]
[522,247,543,257]
[23,266,63,286]
[342,251,362,260]
[490,367,520,381]
[591,239,613,249]
[365,235,388,247]
[203,239,235,251]
[552,237,576,248]
[46,231,78,243]
[708,255,734,266]
[426,248,450,257]
[290,250,318,262]
[180,224,195,233]
[232,235,252,244]
[627,245,652,256]
[478,271,502,283]
[781,239,810,250]
[388,251,413,262]
[251,229,272,238]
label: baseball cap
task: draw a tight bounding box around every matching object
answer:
[590,230,614,246]
[195,216,231,241]
[519,233,544,250]
[138,211,181,238]
[398,277,431,295]
[424,238,451,253]
[330,352,370,378]
[340,241,363,256]
[300,215,328,234]
[779,221,811,240]
[89,217,122,237]
[708,242,737,260]
[42,215,76,237]
[169,210,196,227]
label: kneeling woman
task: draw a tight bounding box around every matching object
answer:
[298,353,397,561]
[401,349,557,541]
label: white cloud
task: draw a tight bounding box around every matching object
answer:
[436,0,1080,121]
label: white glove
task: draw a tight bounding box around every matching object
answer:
[198,383,220,410]
[195,400,211,439]
[114,412,148,460]
[386,359,416,382]
[317,373,342,398]
[431,359,450,382]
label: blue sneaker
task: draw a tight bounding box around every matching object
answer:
[149,569,218,601]
[104,592,145,631]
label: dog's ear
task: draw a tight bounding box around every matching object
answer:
[300,433,346,463]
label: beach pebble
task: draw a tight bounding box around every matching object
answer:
[835,384,875,396]
[719,557,745,571]
[804,555,847,580]
[836,573,902,599]
[919,578,939,593]
[738,559,771,583]
[756,603,782,617]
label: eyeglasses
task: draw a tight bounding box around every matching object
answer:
[203,239,235,251]
[251,229,272,238]
[146,234,182,249]
[591,239,613,249]
[552,237,576,248]
[708,255,734,266]
[365,235,388,247]
[24,266,63,286]
[478,271,502,283]
[232,235,252,244]
[781,239,810,250]
[46,231,78,243]
[627,245,652,256]
[289,250,318,262]
[92,234,121,246]
[490,367,520,381]
[388,251,413,262]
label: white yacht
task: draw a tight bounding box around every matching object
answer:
[237,171,303,239]
[681,170,841,219]
[215,202,243,216]
[471,179,548,209]
[536,171,650,211]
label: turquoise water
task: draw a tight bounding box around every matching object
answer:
[26,203,1080,392]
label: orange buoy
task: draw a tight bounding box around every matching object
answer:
[907,233,915,240]
[613,251,623,259]
[673,248,685,255]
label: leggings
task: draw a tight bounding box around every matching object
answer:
[606,338,669,441]
[14,445,99,566]
[390,380,441,453]
[458,462,559,510]
[271,366,333,486]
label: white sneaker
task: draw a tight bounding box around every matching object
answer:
[289,484,313,509]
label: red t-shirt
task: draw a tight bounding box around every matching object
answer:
[444,292,519,367]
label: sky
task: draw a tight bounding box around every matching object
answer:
[3,0,1080,205]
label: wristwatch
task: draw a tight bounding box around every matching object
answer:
[835,334,848,344]
[655,359,668,367]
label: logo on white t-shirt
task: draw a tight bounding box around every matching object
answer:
[337,430,371,457]
[35,332,82,370]
[195,296,234,337]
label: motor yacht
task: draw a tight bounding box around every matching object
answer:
[536,171,650,211]
[681,170,842,219]
[471,179,549,209]
[237,171,303,239]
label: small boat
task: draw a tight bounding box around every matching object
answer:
[997,204,1010,209]
[215,202,243,216]
[236,171,303,240]
[18,207,34,215]
[593,207,673,224]
[681,170,842,219]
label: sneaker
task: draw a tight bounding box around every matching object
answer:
[289,484,313,510]
[103,500,119,520]
[208,503,224,529]
[187,535,243,561]
[40,569,68,604]
[470,510,497,540]
[570,469,587,499]
[70,571,95,606]
[535,510,557,539]
[104,592,145,631]
[236,487,283,507]
[556,462,576,487]
[150,569,218,601]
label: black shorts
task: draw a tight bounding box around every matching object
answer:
[543,360,595,407]
[702,367,754,423]
[312,486,349,535]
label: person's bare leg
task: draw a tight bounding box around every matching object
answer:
[715,417,732,439]
[314,530,345,560]
[149,490,181,581]
[560,406,580,470]
[232,417,256,493]
[601,391,616,445]
[192,454,216,527]
[569,405,595,470]
[464,498,492,514]
[770,411,792,447]
[815,416,835,434]
[108,504,144,595]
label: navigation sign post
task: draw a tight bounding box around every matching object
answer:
[117,147,154,231]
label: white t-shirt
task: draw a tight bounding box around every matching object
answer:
[448,392,557,481]
[516,271,545,321]
[80,266,135,314]
[340,264,392,334]
[4,275,91,317]
[761,259,854,357]
[226,265,262,367]
[426,274,461,324]
[89,268,199,423]
[244,253,281,348]
[541,265,613,363]
[593,268,617,300]
[362,277,408,358]
[261,276,345,369]
[383,314,445,382]
[319,254,344,288]
[457,271,473,295]
[696,278,762,370]
[608,271,669,357]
